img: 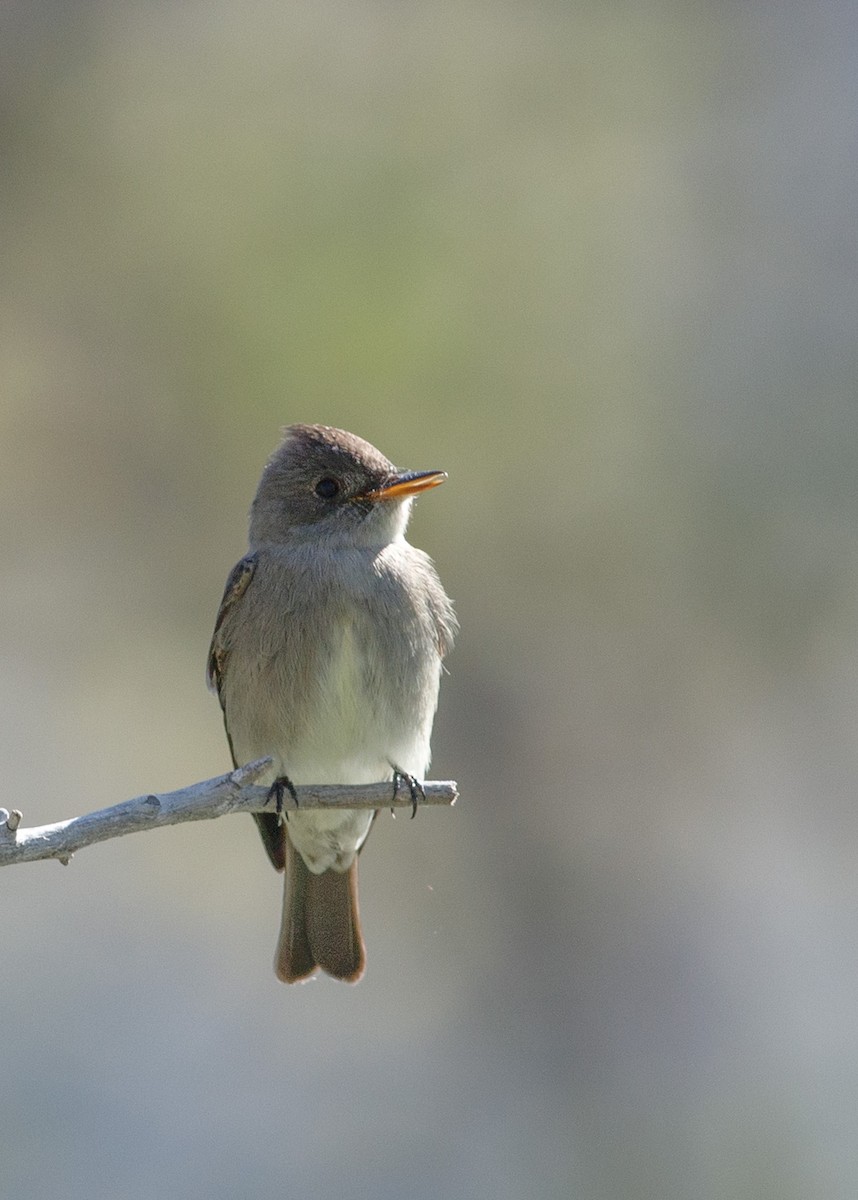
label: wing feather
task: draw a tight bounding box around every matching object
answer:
[206,552,285,870]
[206,553,258,705]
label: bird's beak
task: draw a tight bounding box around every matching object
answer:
[359,470,447,501]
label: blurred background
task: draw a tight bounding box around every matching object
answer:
[2,1,858,1197]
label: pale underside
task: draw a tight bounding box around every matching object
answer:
[230,613,439,873]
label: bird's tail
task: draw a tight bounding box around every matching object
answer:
[274,836,366,984]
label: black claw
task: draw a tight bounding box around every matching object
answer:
[268,775,299,823]
[392,767,425,819]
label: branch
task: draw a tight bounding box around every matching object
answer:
[0,758,459,867]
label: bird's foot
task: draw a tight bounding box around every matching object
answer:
[268,775,299,823]
[391,767,425,819]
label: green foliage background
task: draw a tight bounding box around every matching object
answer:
[3,3,858,1198]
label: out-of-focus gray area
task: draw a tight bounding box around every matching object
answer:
[3,2,858,1197]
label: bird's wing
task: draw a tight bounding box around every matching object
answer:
[206,553,258,706]
[206,552,286,872]
[430,577,458,660]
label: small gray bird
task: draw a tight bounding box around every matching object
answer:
[207,425,457,983]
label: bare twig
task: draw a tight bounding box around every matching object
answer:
[0,758,459,867]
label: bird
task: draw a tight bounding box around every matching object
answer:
[207,424,457,982]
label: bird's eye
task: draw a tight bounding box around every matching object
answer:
[314,477,341,500]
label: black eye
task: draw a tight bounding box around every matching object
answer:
[314,477,341,500]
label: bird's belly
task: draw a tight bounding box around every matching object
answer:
[266,621,431,873]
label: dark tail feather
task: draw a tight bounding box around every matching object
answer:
[274,838,366,984]
[254,812,286,871]
[305,858,366,983]
[274,837,316,983]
